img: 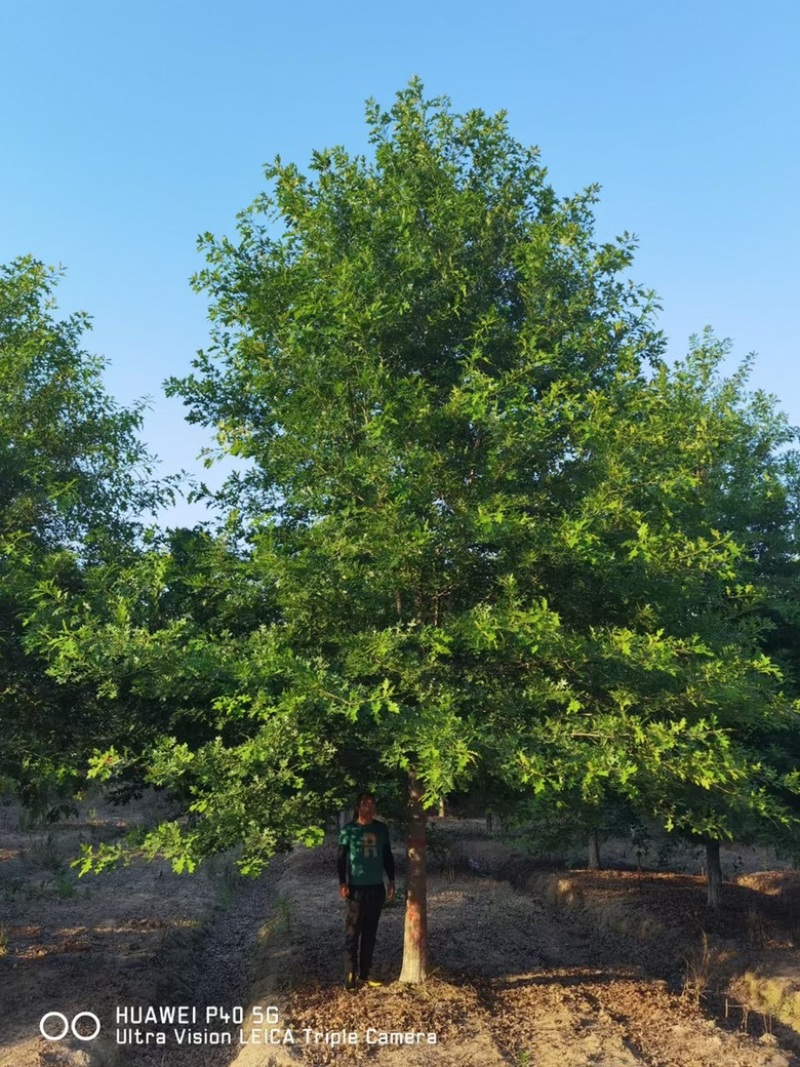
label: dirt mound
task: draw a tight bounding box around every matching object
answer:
[736,871,800,903]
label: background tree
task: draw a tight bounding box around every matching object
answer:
[498,334,800,902]
[0,256,165,809]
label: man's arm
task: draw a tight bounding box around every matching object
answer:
[383,830,395,899]
[338,829,349,899]
[339,845,349,896]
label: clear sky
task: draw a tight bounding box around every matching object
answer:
[1,0,798,527]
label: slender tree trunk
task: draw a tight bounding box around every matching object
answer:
[399,767,428,983]
[705,839,722,908]
[587,829,601,870]
[438,797,445,818]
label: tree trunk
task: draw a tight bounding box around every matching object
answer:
[705,839,722,908]
[587,829,601,870]
[438,797,445,818]
[399,768,428,983]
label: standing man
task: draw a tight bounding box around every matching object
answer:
[338,792,395,990]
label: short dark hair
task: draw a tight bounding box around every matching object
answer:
[356,791,376,805]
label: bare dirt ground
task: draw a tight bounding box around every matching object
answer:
[1,796,799,1067]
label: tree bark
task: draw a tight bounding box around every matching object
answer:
[587,829,601,870]
[399,767,428,983]
[705,839,722,908]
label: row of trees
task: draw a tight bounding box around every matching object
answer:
[4,81,800,980]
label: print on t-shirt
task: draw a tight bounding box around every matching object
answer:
[362,833,378,858]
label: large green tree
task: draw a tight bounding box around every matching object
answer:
[174,80,794,948]
[35,83,800,975]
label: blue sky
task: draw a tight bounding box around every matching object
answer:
[1,0,798,526]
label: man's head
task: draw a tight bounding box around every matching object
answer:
[355,792,377,823]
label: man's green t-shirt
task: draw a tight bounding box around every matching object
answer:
[338,819,392,886]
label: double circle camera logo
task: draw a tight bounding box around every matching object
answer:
[39,1011,101,1041]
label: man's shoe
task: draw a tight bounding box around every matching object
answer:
[359,975,384,987]
[345,973,358,991]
